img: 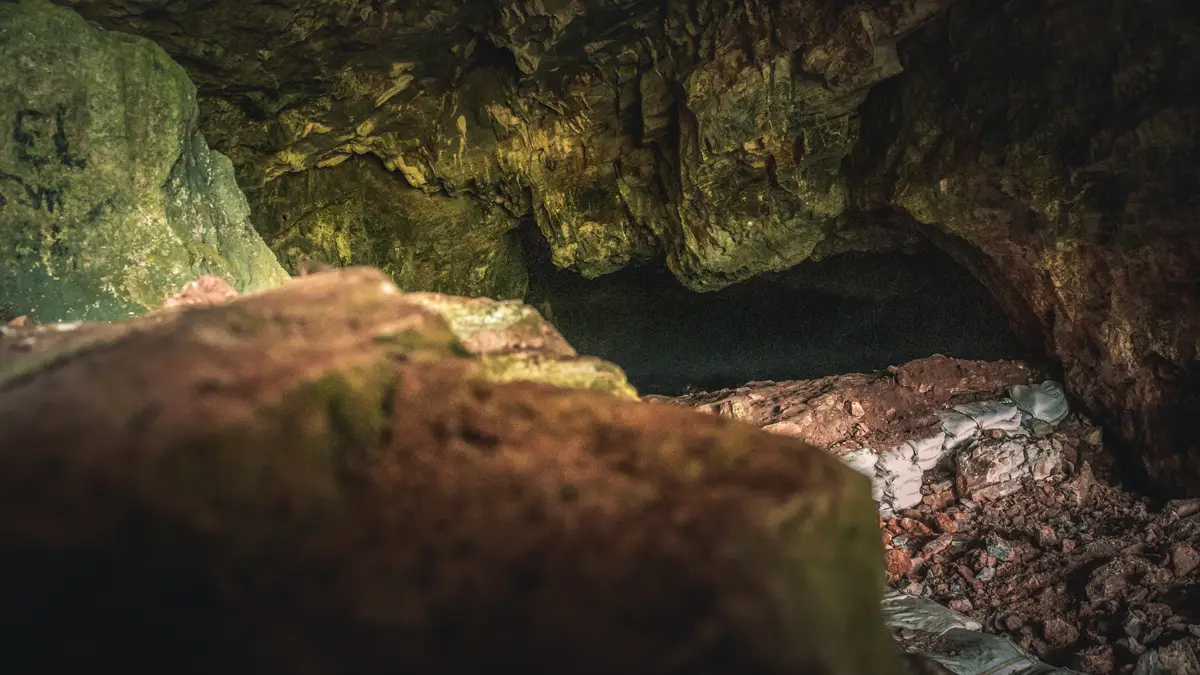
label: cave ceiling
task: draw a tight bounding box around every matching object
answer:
[47,0,1200,494]
[56,0,941,293]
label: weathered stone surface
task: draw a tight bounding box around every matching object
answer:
[0,267,901,675]
[666,356,1036,448]
[954,436,1065,503]
[162,275,239,309]
[0,0,289,324]
[663,355,1047,513]
[853,0,1200,493]
[253,158,529,299]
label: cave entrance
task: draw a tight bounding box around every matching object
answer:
[520,225,1031,396]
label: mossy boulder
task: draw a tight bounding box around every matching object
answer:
[0,267,902,675]
[0,0,288,323]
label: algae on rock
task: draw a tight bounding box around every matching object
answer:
[0,0,289,323]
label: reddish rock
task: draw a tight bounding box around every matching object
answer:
[1042,617,1080,648]
[900,518,933,535]
[0,268,903,675]
[1076,645,1115,674]
[669,355,1036,449]
[161,274,240,309]
[886,549,914,577]
[932,512,958,534]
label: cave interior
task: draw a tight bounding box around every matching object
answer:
[0,0,1198,673]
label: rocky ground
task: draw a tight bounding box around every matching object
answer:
[667,359,1200,675]
[884,423,1200,674]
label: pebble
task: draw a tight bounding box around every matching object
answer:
[886,548,913,577]
[1043,617,1080,647]
[985,534,1014,562]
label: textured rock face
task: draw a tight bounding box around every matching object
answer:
[0,268,900,675]
[852,0,1200,493]
[48,0,1200,488]
[0,0,290,323]
[58,0,937,291]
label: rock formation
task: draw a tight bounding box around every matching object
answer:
[851,0,1200,495]
[0,0,289,324]
[45,0,1199,492]
[0,268,900,675]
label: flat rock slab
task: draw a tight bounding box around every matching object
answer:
[0,267,901,675]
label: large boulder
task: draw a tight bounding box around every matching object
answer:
[0,267,902,675]
[0,0,289,324]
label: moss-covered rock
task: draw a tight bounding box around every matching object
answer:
[0,266,902,675]
[0,0,289,323]
[60,0,940,293]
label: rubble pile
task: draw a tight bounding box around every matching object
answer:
[884,429,1200,674]
[665,358,1200,674]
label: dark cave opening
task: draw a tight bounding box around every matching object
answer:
[520,223,1033,396]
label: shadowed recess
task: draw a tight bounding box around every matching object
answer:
[524,229,1030,396]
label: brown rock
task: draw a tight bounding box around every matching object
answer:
[900,517,934,535]
[5,315,32,328]
[922,534,955,558]
[1043,617,1080,648]
[0,268,903,675]
[1063,462,1098,506]
[161,274,240,309]
[932,512,958,533]
[1076,645,1115,674]
[887,549,914,577]
[1171,543,1200,577]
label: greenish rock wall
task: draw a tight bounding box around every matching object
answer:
[253,158,528,298]
[61,0,936,293]
[0,0,289,323]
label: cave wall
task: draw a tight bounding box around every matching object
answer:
[49,0,1200,492]
[57,0,933,292]
[852,0,1200,493]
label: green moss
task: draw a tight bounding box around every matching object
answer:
[371,328,473,359]
[0,0,288,324]
[476,353,638,399]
